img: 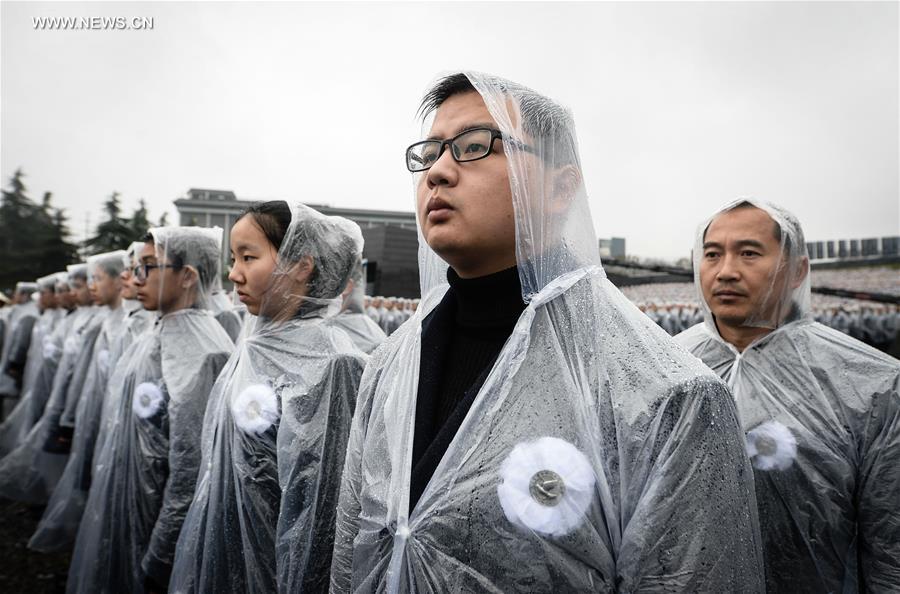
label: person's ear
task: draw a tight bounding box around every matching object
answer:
[180,266,199,289]
[546,165,582,216]
[791,256,809,289]
[285,255,314,285]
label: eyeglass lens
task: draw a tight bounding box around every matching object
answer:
[407,128,495,172]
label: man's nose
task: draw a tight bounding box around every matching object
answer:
[425,146,459,189]
[716,253,740,281]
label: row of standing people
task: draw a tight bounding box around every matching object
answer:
[0,205,387,593]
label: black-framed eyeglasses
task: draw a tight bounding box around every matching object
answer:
[405,127,536,173]
[132,263,180,281]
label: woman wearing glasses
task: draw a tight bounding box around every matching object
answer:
[169,202,367,594]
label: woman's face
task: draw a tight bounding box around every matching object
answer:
[229,215,279,316]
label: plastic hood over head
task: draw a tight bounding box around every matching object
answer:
[87,250,127,280]
[259,204,363,319]
[37,275,58,292]
[125,241,144,268]
[148,226,223,310]
[53,272,69,292]
[693,198,811,332]
[66,264,88,283]
[15,282,39,296]
[330,72,763,593]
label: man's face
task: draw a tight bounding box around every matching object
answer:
[120,267,139,300]
[91,268,122,306]
[700,206,792,329]
[134,241,184,312]
[416,91,517,277]
[57,285,74,309]
[69,278,93,306]
[39,288,56,310]
[14,291,29,305]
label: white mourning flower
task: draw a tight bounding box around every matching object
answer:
[746,420,798,471]
[133,381,164,419]
[497,436,596,537]
[231,383,279,435]
[42,337,59,360]
[97,349,110,375]
[64,335,79,355]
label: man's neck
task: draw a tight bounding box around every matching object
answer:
[450,255,518,280]
[715,321,772,353]
[106,295,122,310]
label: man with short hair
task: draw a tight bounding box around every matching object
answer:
[331,72,763,592]
[675,198,900,592]
[68,227,233,594]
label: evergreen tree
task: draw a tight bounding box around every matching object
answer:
[35,192,78,272]
[129,198,151,239]
[158,211,170,227]
[0,169,42,290]
[84,192,134,254]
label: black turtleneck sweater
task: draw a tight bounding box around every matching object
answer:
[409,265,526,512]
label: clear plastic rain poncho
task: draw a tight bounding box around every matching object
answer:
[29,251,128,552]
[0,275,62,453]
[68,227,234,594]
[330,72,764,593]
[330,257,387,355]
[0,281,40,399]
[210,287,244,343]
[0,265,106,503]
[170,204,368,594]
[675,198,900,592]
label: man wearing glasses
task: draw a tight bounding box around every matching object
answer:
[331,73,763,592]
[68,227,233,594]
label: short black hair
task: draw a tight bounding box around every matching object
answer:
[237,200,292,251]
[418,73,477,119]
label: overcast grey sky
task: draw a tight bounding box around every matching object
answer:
[2,1,897,260]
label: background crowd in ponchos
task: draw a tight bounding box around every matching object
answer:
[362,267,900,353]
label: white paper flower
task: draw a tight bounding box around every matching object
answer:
[231,383,279,435]
[64,336,79,355]
[133,382,164,419]
[42,337,59,360]
[746,420,798,471]
[96,349,110,374]
[497,436,596,537]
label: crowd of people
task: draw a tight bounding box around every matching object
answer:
[0,72,896,593]
[616,279,899,351]
[362,296,418,336]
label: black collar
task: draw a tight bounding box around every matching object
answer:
[446,265,525,329]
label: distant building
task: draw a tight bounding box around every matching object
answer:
[174,188,420,296]
[807,236,900,264]
[598,237,626,259]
